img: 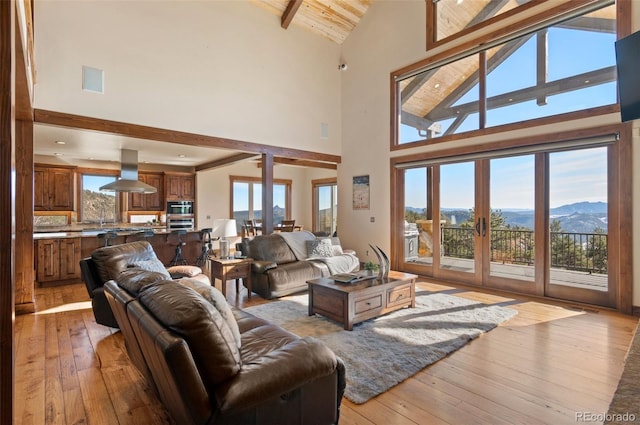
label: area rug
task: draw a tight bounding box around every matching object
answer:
[605,321,640,425]
[244,291,517,404]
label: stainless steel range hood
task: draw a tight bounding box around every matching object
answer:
[99,149,158,193]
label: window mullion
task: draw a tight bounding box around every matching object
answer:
[479,50,487,129]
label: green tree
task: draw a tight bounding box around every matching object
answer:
[586,227,608,274]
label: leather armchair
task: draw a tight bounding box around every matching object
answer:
[80,241,210,328]
[104,271,346,425]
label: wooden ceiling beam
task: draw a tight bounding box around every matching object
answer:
[195,153,258,172]
[34,109,342,164]
[281,0,303,29]
[257,157,338,170]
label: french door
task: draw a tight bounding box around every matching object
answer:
[398,144,616,307]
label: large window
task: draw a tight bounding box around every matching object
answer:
[428,0,533,46]
[395,131,624,309]
[312,178,337,236]
[231,176,291,230]
[80,173,118,224]
[398,2,617,146]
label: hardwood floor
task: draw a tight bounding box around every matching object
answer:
[14,279,638,425]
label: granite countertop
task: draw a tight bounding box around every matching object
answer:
[33,225,201,239]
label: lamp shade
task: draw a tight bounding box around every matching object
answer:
[211,219,238,238]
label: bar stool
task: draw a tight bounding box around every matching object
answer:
[196,228,213,267]
[97,231,118,247]
[168,229,188,266]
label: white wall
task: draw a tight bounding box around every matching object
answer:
[34,0,342,154]
[338,1,426,263]
[339,0,640,307]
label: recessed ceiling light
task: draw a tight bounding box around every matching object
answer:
[178,154,186,158]
[53,152,63,156]
[54,140,66,145]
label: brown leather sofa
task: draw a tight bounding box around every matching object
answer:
[239,232,358,299]
[80,241,209,328]
[104,267,346,425]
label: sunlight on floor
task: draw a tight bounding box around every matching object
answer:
[35,301,92,315]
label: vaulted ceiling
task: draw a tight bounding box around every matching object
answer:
[250,0,371,44]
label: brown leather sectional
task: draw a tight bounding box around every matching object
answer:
[95,242,345,425]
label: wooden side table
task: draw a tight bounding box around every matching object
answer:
[209,257,253,299]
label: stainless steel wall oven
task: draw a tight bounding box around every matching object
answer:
[166,201,195,230]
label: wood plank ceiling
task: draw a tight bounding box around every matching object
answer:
[250,0,371,44]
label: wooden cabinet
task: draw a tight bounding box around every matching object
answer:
[165,173,195,200]
[36,238,82,283]
[34,165,75,211]
[128,172,164,210]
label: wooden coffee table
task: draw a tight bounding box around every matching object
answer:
[306,270,417,330]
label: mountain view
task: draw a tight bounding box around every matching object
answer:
[82,189,116,222]
[407,201,607,233]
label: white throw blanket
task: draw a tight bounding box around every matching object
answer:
[309,253,359,274]
[279,231,359,274]
[279,231,316,260]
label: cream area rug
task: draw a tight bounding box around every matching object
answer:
[605,321,640,424]
[244,291,517,404]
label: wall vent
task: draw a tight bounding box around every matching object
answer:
[82,66,104,93]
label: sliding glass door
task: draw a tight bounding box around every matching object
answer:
[397,143,615,307]
[545,147,610,305]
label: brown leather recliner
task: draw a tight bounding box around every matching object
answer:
[80,241,210,328]
[239,232,358,300]
[104,271,346,425]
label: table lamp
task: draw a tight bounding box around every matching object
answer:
[212,218,237,259]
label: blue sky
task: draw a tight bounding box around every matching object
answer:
[232,182,286,212]
[406,147,607,210]
[84,175,116,196]
[402,17,615,210]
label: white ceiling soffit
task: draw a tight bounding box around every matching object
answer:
[33,124,234,167]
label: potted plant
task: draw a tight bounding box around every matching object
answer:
[363,261,379,275]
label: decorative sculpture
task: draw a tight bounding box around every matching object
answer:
[368,244,390,281]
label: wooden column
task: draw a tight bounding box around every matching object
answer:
[0,0,15,422]
[261,153,274,234]
[15,120,34,314]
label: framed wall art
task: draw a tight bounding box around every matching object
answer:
[352,175,370,210]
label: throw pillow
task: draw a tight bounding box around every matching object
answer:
[180,278,241,349]
[139,281,242,387]
[331,244,344,256]
[166,264,202,278]
[129,258,171,279]
[306,239,333,258]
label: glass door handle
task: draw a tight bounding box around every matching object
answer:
[476,219,481,236]
[482,218,487,236]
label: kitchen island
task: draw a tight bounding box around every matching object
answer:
[34,227,212,285]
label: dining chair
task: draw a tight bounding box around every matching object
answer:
[243,219,256,236]
[280,219,296,232]
[254,219,263,235]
